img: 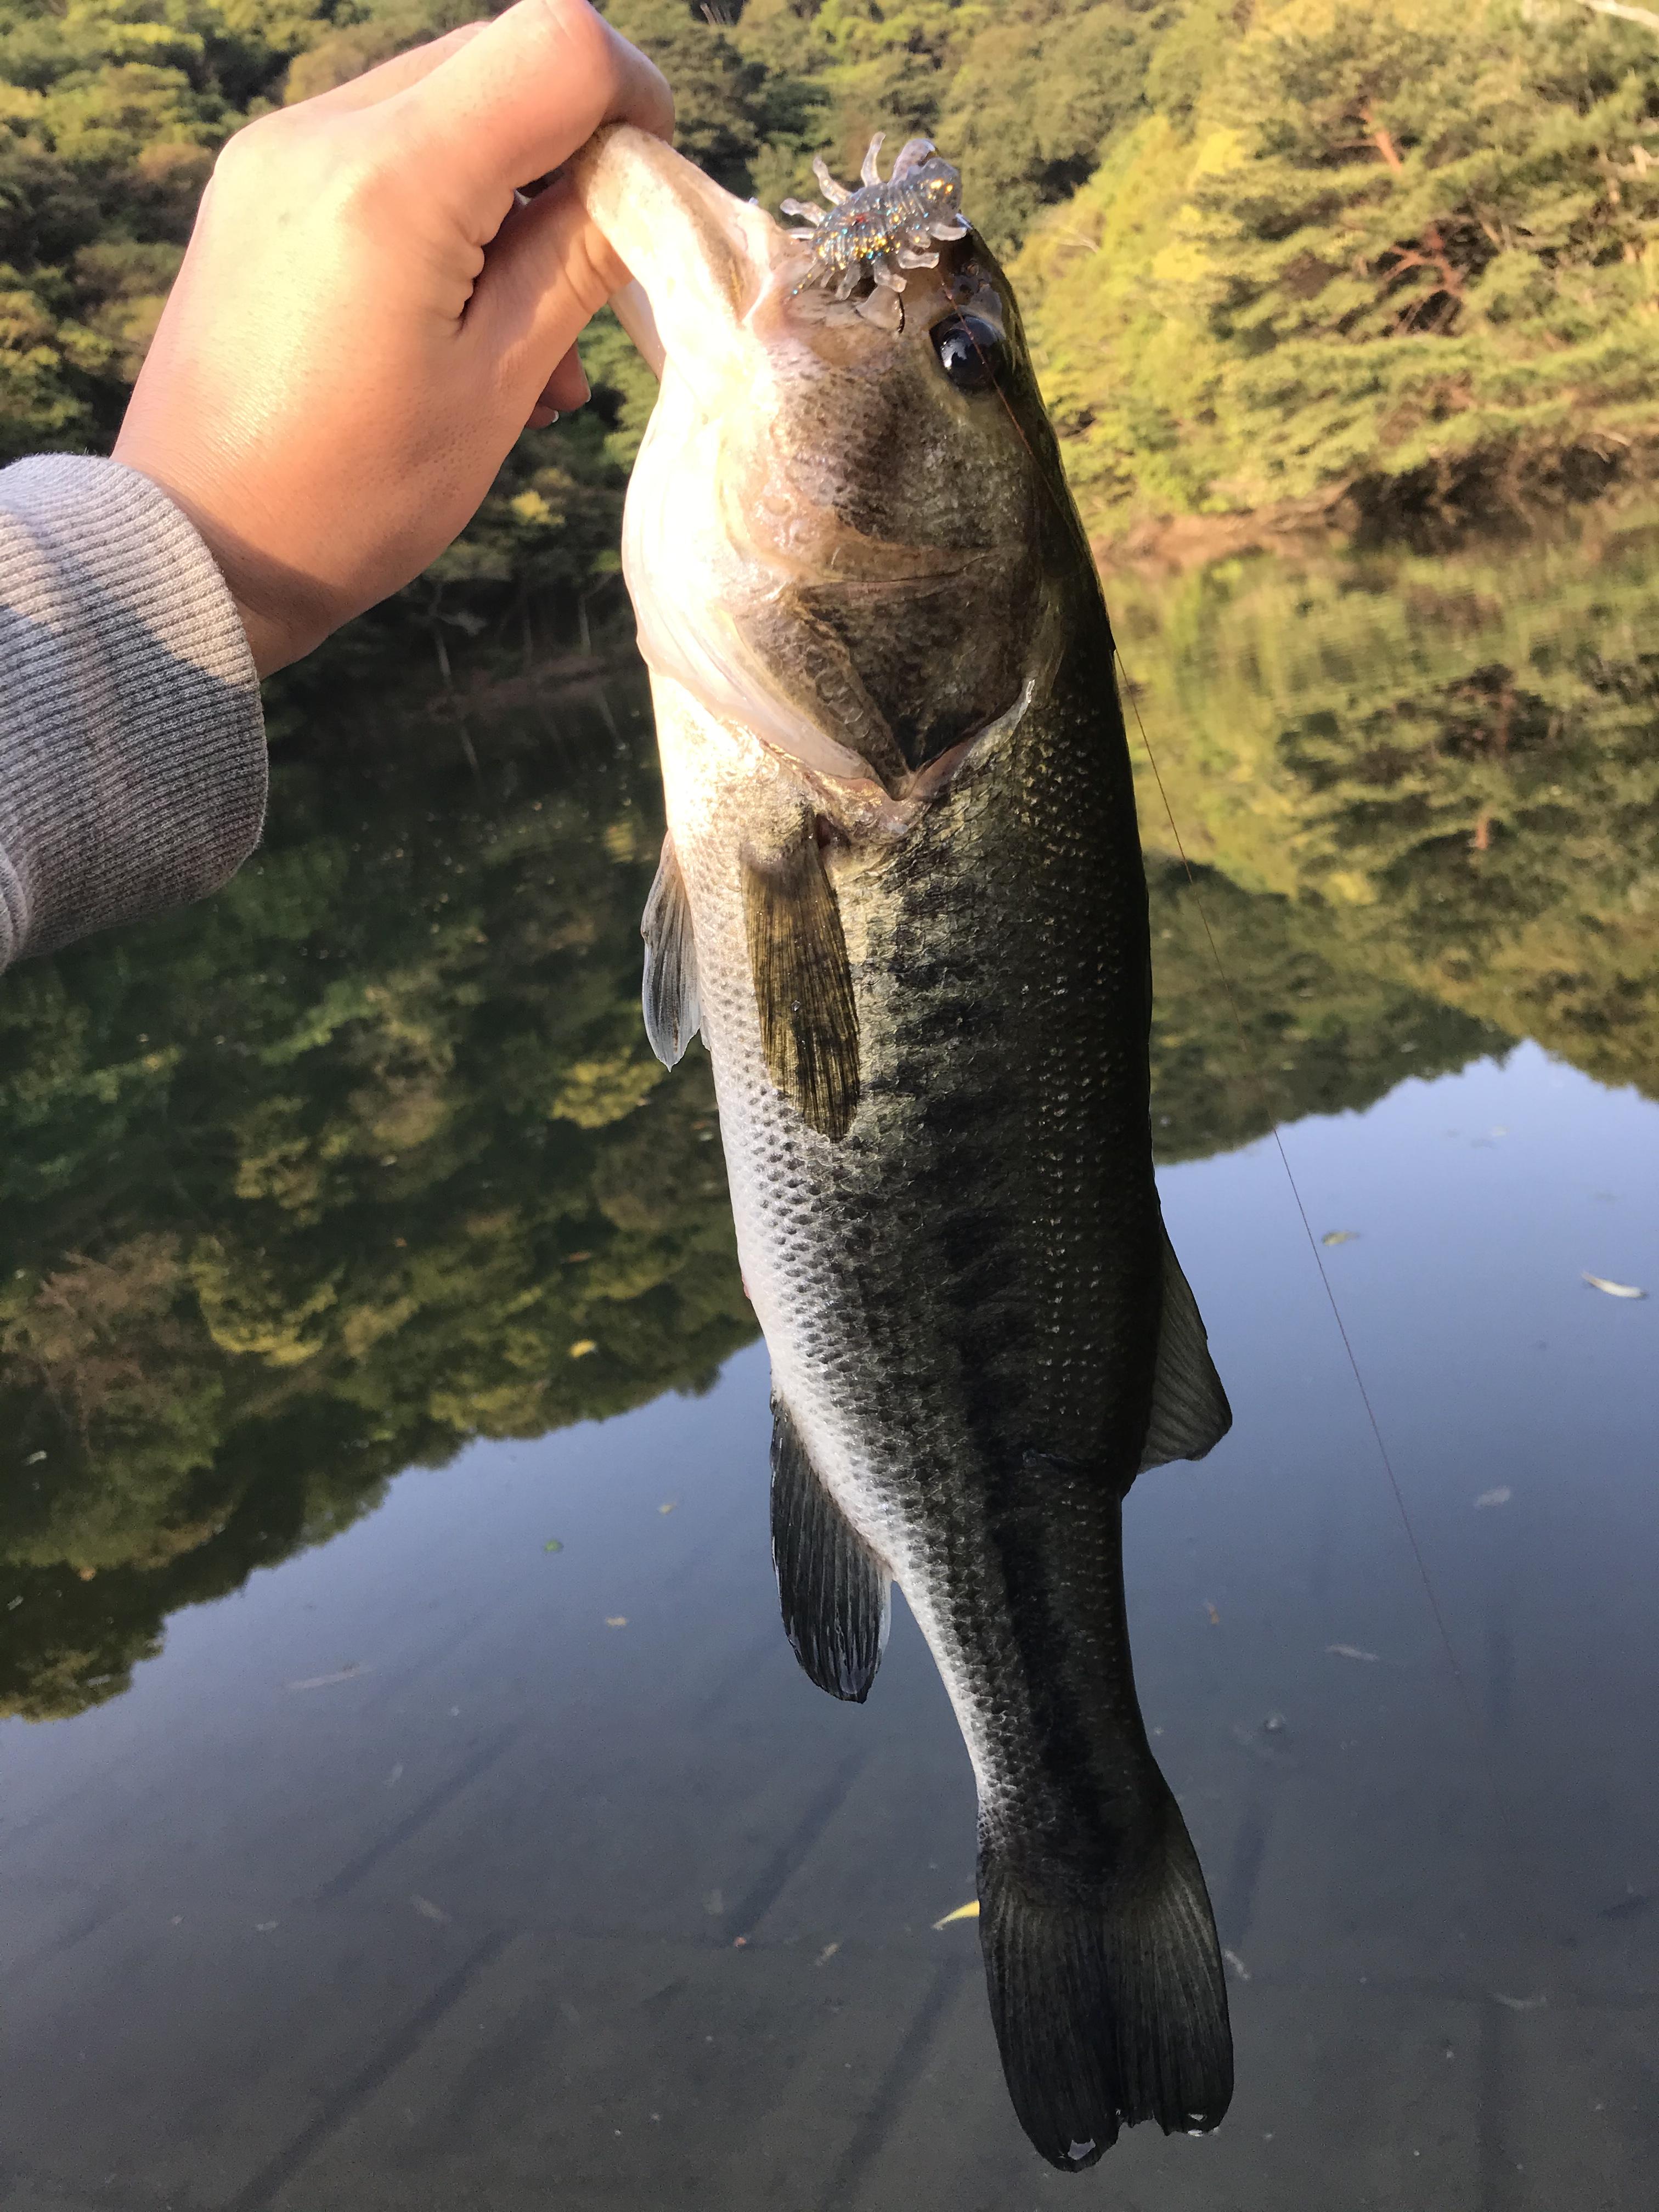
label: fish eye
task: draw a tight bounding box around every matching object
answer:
[930,313,1001,392]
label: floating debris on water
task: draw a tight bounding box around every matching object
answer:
[1322,1230,1359,1247]
[544,1538,564,1553]
[1474,1487,1513,1509]
[1222,1948,1251,1982]
[287,1664,363,1692]
[1599,1891,1649,1922]
[1327,1644,1380,1663]
[934,1900,980,1929]
[568,1338,599,1358]
[1492,1991,1547,2012]
[412,1894,450,1924]
[1583,1274,1646,1299]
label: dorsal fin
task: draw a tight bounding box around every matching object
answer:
[1138,1226,1233,1472]
[641,832,701,1068]
[741,827,860,1140]
[771,1397,890,1702]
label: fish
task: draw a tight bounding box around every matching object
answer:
[571,124,1235,2170]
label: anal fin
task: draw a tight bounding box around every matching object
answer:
[641,832,701,1068]
[742,827,860,1141]
[771,1398,889,1702]
[1138,1225,1232,1473]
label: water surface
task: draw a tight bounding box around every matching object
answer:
[3,514,1656,2208]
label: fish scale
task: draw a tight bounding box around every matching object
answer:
[574,122,1237,2172]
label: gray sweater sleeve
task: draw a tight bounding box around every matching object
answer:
[0,454,267,973]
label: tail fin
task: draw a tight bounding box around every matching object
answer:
[978,1797,1233,2171]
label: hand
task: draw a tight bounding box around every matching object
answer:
[114,0,672,676]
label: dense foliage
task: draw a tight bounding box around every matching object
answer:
[7,0,1655,574]
[1022,0,1659,533]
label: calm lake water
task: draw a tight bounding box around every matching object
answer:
[3,510,1657,2209]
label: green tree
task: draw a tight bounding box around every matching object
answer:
[0,0,337,456]
[936,0,1170,253]
[1022,0,1659,532]
[735,0,981,192]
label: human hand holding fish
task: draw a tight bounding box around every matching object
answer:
[114,0,672,676]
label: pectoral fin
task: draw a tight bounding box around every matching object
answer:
[641,833,701,1068]
[742,830,860,1141]
[1138,1227,1233,1472]
[771,1397,890,1702]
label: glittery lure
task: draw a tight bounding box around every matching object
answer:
[781,134,969,329]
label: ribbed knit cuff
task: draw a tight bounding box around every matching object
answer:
[0,454,266,969]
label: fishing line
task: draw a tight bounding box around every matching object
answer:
[1114,650,1483,1738]
[1116,654,1546,2010]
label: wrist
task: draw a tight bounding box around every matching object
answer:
[111,442,326,678]
[226,595,302,682]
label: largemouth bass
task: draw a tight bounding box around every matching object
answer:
[571,123,1235,2171]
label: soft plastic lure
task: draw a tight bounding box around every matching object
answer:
[782,134,969,323]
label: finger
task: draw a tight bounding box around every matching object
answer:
[546,344,592,411]
[467,175,629,393]
[523,343,591,428]
[395,0,673,220]
[295,20,489,116]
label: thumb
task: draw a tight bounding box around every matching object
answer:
[394,0,672,228]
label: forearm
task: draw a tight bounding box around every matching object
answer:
[0,455,266,973]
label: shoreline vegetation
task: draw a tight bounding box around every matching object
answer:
[3,0,1658,667]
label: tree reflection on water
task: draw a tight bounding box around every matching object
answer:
[4,503,1656,1723]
